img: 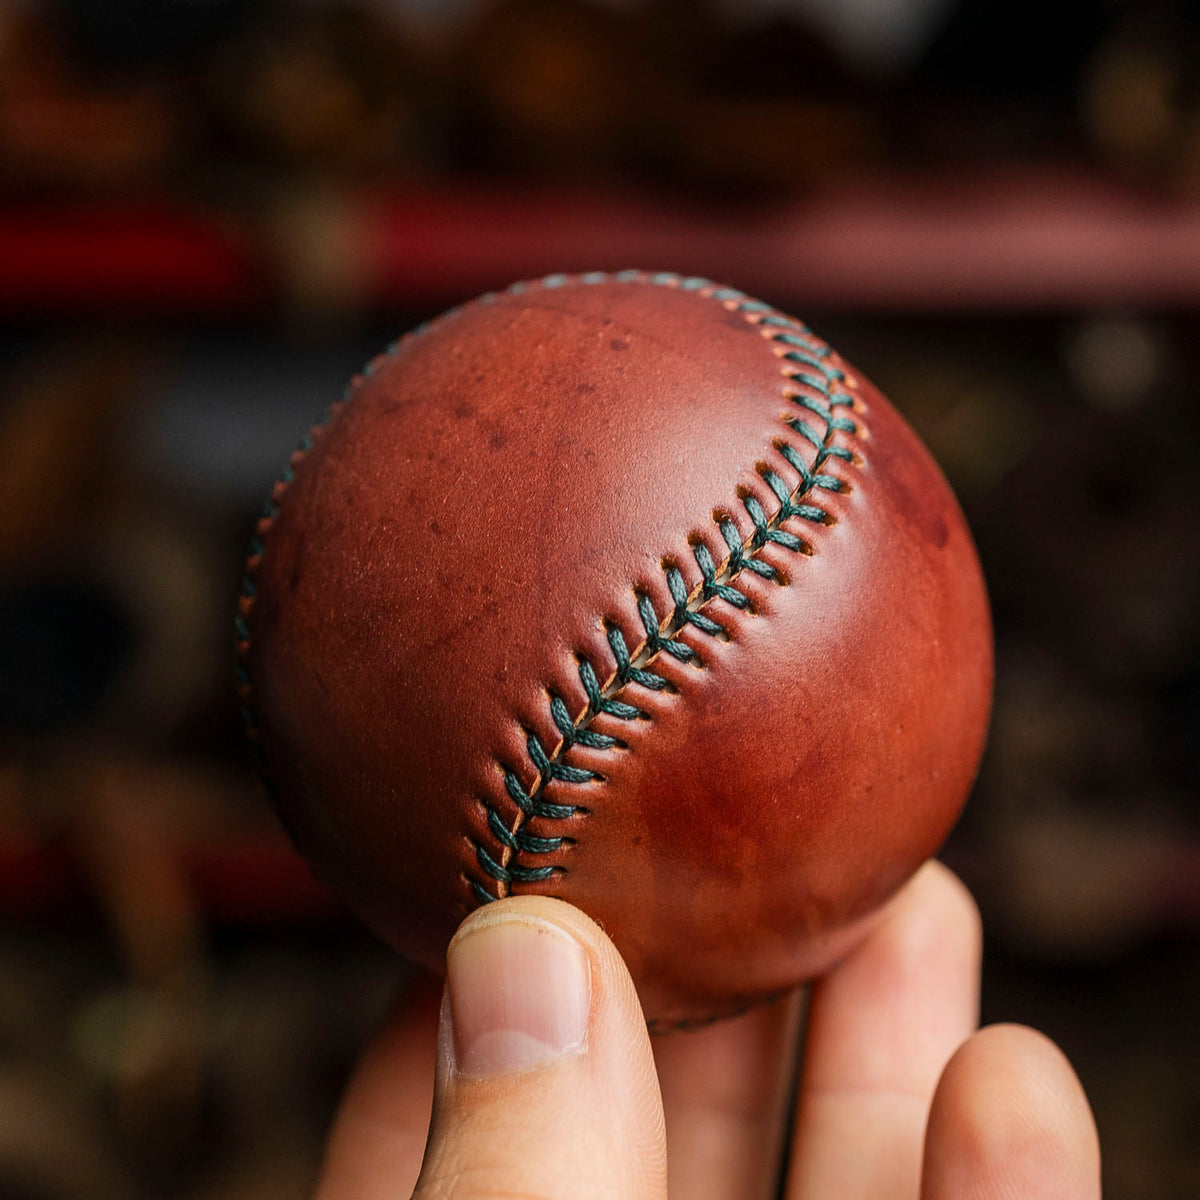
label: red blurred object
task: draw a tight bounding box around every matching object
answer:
[0,204,265,314]
[358,171,1200,309]
[3,171,1200,315]
[0,832,339,922]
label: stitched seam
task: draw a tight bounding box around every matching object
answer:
[233,271,867,924]
[233,308,474,783]
[235,422,336,781]
[467,271,865,905]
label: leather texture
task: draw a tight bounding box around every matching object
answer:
[238,272,992,1029]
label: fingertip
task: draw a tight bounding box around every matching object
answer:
[450,895,651,1056]
[892,861,984,974]
[452,895,632,991]
[923,1024,1101,1200]
[820,859,984,1023]
[416,896,667,1200]
[803,859,983,1097]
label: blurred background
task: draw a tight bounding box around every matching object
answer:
[0,0,1197,1196]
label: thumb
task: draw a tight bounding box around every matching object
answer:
[412,896,667,1200]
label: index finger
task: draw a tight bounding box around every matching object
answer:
[786,861,983,1200]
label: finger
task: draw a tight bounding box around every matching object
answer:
[413,896,667,1200]
[922,1024,1101,1200]
[787,861,983,1200]
[653,990,804,1200]
[315,972,440,1200]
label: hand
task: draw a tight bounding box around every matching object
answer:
[314,862,1100,1199]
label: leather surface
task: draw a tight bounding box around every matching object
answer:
[240,273,992,1028]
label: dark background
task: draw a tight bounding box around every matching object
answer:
[0,1,1197,1197]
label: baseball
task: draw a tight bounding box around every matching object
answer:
[235,271,992,1030]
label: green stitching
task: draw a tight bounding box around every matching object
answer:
[233,326,450,786]
[469,271,863,904]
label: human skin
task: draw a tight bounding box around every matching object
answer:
[313,862,1101,1200]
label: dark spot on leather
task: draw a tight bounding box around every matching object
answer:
[453,402,476,419]
[610,337,630,351]
[428,519,442,535]
[489,427,507,449]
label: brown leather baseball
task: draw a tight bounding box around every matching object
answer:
[236,271,992,1030]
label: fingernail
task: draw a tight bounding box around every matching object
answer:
[447,913,591,1077]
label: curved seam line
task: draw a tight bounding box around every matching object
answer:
[467,271,866,906]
